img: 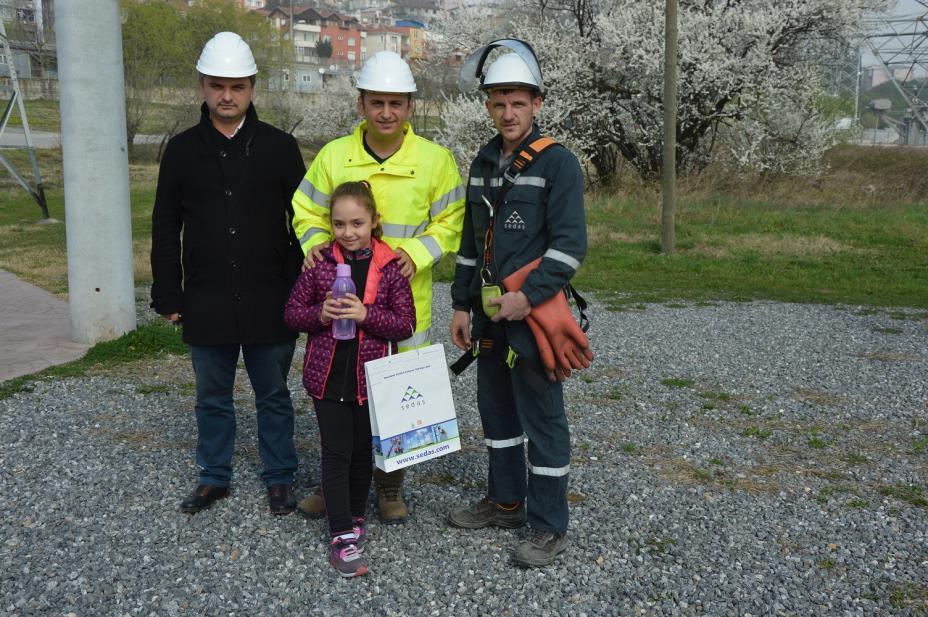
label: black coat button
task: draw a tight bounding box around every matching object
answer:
[229,227,236,235]
[225,189,232,197]
[220,151,227,158]
[234,293,241,301]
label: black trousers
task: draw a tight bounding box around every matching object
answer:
[313,397,373,535]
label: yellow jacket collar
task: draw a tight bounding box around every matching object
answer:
[348,121,419,167]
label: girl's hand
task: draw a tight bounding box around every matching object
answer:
[320,291,338,325]
[323,292,367,324]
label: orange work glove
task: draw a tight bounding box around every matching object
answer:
[502,258,593,381]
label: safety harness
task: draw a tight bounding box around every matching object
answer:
[450,137,588,388]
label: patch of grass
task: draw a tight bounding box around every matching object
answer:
[0,377,36,400]
[661,377,694,389]
[911,436,928,455]
[663,303,687,308]
[701,402,716,411]
[576,181,928,308]
[606,300,648,312]
[0,183,158,295]
[844,452,869,465]
[643,537,676,553]
[817,484,858,504]
[886,310,928,321]
[620,442,639,454]
[879,484,928,509]
[738,404,753,415]
[844,498,868,508]
[7,99,61,131]
[709,457,724,466]
[742,426,772,440]
[888,582,928,613]
[690,467,713,483]
[794,388,843,406]
[818,558,835,570]
[699,390,732,403]
[607,389,624,400]
[872,326,903,334]
[0,321,187,399]
[580,374,595,384]
[136,384,171,395]
[807,436,827,449]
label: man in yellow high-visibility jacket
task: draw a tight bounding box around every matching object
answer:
[292,51,465,525]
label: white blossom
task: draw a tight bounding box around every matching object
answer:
[433,0,890,181]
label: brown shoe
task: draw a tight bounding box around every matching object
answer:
[267,484,296,515]
[296,485,326,519]
[179,485,229,514]
[373,467,408,524]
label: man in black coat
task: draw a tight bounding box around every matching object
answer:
[150,32,306,515]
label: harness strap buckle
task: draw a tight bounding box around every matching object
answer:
[505,346,519,370]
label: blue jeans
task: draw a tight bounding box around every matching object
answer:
[190,341,297,487]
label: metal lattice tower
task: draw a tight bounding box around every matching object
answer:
[863,1,928,142]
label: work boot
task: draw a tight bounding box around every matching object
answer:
[373,467,407,524]
[296,485,326,519]
[511,529,569,567]
[447,497,527,529]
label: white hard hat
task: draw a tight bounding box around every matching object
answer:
[196,32,257,78]
[355,51,416,93]
[481,53,541,92]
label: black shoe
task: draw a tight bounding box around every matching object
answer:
[267,484,296,515]
[448,497,527,529]
[179,485,230,514]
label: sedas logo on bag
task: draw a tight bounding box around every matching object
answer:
[400,385,426,411]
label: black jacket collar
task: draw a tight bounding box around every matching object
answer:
[197,102,258,145]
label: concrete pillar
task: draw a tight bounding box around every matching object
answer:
[55,0,136,343]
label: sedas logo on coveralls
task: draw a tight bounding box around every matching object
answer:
[503,210,525,232]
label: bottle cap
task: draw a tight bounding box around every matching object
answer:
[336,263,351,277]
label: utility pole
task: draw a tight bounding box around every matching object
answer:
[55,0,136,344]
[661,0,678,254]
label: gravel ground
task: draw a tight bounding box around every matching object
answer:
[2,284,927,616]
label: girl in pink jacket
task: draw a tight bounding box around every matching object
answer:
[284,181,415,578]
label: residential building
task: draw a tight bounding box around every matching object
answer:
[363,27,402,57]
[0,0,55,79]
[394,19,426,60]
[392,0,439,28]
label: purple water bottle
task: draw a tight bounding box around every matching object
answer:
[331,263,356,340]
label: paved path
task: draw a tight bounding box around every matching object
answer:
[0,269,89,383]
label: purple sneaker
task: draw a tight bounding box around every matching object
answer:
[329,535,368,578]
[352,516,367,550]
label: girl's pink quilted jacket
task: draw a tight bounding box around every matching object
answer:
[283,238,416,403]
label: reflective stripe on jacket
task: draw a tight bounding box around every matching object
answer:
[292,121,464,349]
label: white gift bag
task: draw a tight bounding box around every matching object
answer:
[365,343,460,472]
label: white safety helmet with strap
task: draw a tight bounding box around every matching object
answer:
[196,32,258,78]
[481,53,541,92]
[459,38,543,94]
[355,51,417,93]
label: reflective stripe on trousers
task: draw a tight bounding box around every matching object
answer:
[475,353,571,532]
